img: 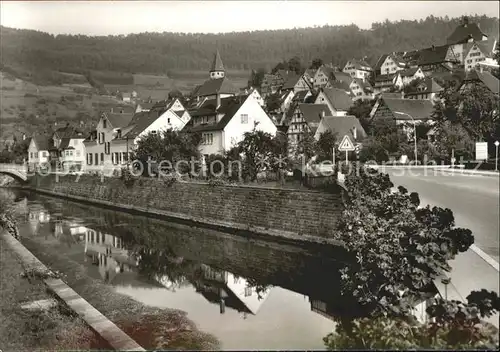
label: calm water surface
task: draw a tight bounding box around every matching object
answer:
[2,188,348,350]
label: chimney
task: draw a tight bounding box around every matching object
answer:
[321,110,325,118]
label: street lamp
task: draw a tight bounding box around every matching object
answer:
[394,111,418,164]
[495,140,499,172]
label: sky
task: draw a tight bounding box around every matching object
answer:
[0,1,499,36]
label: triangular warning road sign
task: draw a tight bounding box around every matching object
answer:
[338,135,355,151]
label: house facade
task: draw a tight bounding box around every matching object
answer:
[399,67,426,86]
[313,65,336,89]
[185,94,277,156]
[314,88,353,116]
[27,135,50,168]
[343,58,373,82]
[405,78,443,101]
[463,40,498,71]
[349,78,374,101]
[375,53,407,75]
[287,103,329,156]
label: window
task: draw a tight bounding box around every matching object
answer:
[74,140,78,145]
[94,153,98,165]
[100,153,104,164]
[88,153,93,165]
[102,119,107,128]
[111,153,115,164]
[114,152,119,165]
[202,133,214,145]
[201,116,208,124]
[151,130,157,134]
[30,152,33,159]
[105,142,110,154]
[42,151,47,157]
[122,152,127,164]
[76,151,81,157]
[241,114,248,124]
[244,286,252,297]
[65,150,69,157]
[167,118,171,124]
[69,150,73,157]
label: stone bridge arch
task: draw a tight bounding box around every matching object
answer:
[0,164,28,182]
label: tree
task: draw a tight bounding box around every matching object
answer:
[288,56,303,75]
[492,42,500,79]
[316,130,338,162]
[432,121,475,161]
[236,128,279,181]
[332,169,474,320]
[324,289,500,350]
[310,57,324,70]
[295,131,317,161]
[348,99,375,133]
[168,89,185,104]
[248,68,266,88]
[134,129,201,175]
[264,92,282,112]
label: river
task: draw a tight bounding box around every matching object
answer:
[1,188,351,350]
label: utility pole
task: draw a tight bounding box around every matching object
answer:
[495,141,499,172]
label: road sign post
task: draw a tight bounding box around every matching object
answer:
[338,135,356,165]
[495,141,499,172]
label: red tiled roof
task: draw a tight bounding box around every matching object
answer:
[320,115,367,141]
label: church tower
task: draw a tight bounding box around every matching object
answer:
[210,50,225,80]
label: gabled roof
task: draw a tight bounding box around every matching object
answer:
[292,90,310,103]
[374,73,395,83]
[345,58,373,71]
[194,77,239,98]
[54,125,84,139]
[405,77,443,96]
[103,111,135,129]
[464,39,498,58]
[320,88,353,111]
[447,19,487,44]
[462,70,499,94]
[59,138,71,150]
[298,103,330,133]
[282,74,302,90]
[374,54,389,71]
[30,134,50,151]
[185,95,251,133]
[210,50,225,72]
[333,71,353,84]
[417,45,454,66]
[319,65,335,79]
[330,79,352,92]
[119,111,160,139]
[351,77,373,93]
[399,67,421,77]
[319,115,367,141]
[377,98,435,121]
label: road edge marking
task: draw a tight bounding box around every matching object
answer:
[470,244,500,272]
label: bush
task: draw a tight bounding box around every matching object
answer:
[332,167,474,319]
[120,168,135,188]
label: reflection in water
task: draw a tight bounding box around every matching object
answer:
[4,189,350,349]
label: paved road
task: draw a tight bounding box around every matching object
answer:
[385,169,499,263]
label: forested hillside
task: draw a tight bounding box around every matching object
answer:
[0,15,498,78]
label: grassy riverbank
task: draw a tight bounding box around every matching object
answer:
[0,235,110,351]
[14,234,220,350]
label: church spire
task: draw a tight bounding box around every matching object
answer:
[210,49,225,79]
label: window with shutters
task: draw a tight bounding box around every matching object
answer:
[94,153,98,165]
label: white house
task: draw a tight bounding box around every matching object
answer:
[463,39,498,72]
[52,125,86,171]
[28,135,50,167]
[343,58,373,82]
[313,65,336,89]
[349,78,374,101]
[405,78,443,101]
[314,88,353,116]
[375,53,407,75]
[398,67,426,86]
[185,93,277,156]
[84,99,190,171]
[240,87,265,107]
